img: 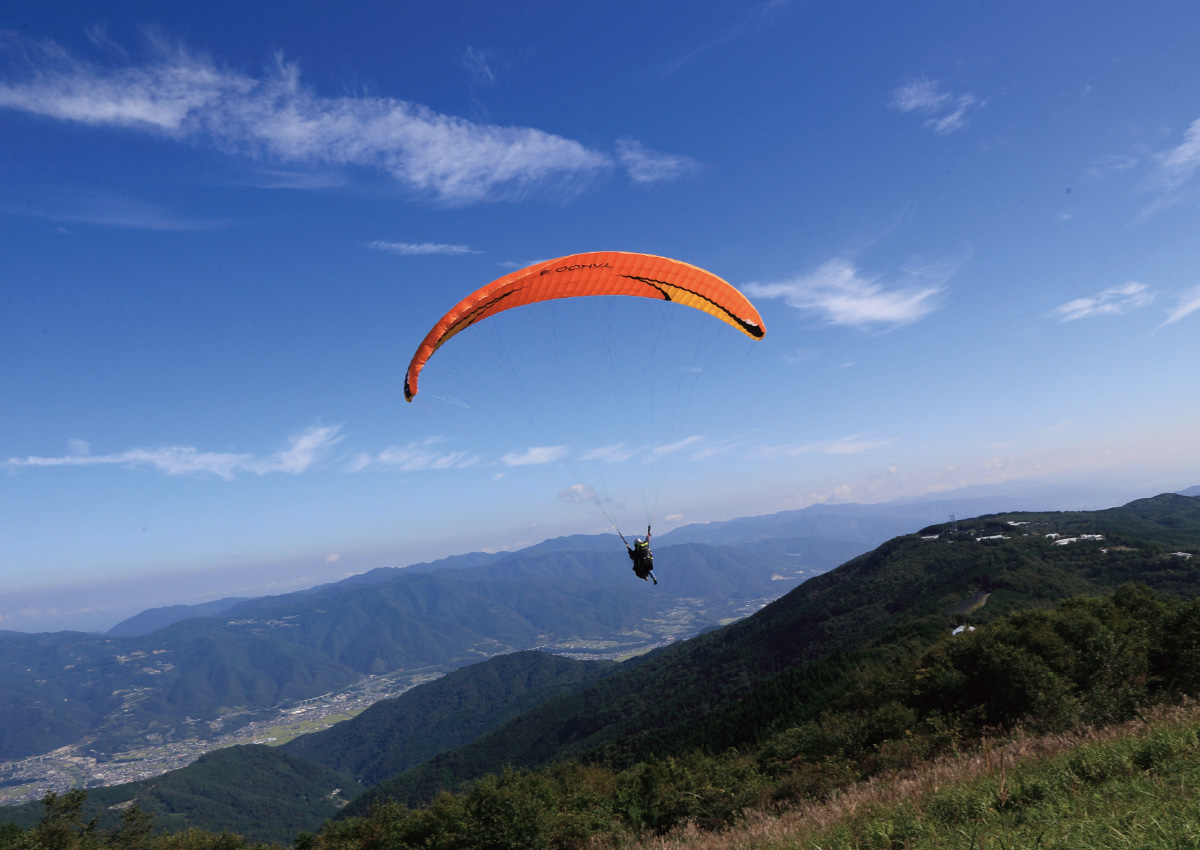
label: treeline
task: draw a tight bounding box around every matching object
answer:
[0,790,274,850]
[11,584,1195,850]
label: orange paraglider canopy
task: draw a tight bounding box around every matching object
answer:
[404,251,765,401]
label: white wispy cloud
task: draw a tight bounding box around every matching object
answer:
[347,437,479,472]
[891,78,950,113]
[1152,117,1200,193]
[1086,153,1140,180]
[661,0,795,75]
[652,435,703,456]
[3,425,342,479]
[580,443,640,463]
[755,434,896,459]
[557,483,604,504]
[688,436,752,461]
[368,240,480,256]
[782,348,821,366]
[459,46,496,86]
[616,138,702,183]
[745,258,947,328]
[500,445,567,466]
[1158,284,1200,329]
[1047,282,1155,322]
[0,33,612,203]
[269,426,344,474]
[1139,117,1200,218]
[891,78,981,134]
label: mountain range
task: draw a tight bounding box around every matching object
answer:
[4,491,1198,844]
[1,492,1052,766]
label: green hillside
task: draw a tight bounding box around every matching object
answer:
[280,651,615,785]
[0,746,354,844]
[319,583,1200,849]
[348,494,1200,812]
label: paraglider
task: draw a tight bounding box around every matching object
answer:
[404,251,765,402]
[623,526,656,584]
[403,251,766,583]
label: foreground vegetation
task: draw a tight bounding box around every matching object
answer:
[641,704,1200,850]
[310,584,1200,849]
[7,704,1198,850]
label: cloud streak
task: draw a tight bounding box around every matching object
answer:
[368,240,480,256]
[1152,118,1200,193]
[652,435,704,456]
[1158,284,1200,329]
[581,443,640,463]
[4,425,343,479]
[1139,117,1200,219]
[745,258,947,328]
[347,437,479,472]
[891,78,981,134]
[755,434,896,459]
[616,138,702,183]
[0,33,618,203]
[557,483,607,505]
[501,445,567,466]
[1047,282,1154,321]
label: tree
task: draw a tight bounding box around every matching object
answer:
[30,790,98,850]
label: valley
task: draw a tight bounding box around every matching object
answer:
[0,586,772,805]
[0,666,438,805]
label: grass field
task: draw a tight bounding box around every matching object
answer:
[630,704,1200,850]
[259,712,361,746]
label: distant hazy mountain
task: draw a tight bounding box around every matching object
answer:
[97,485,1161,639]
[103,551,515,636]
[106,597,250,636]
[1179,484,1200,497]
[657,495,1067,548]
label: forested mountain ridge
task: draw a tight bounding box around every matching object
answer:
[279,651,616,785]
[0,746,357,843]
[100,492,1048,637]
[347,493,1200,813]
[106,598,250,637]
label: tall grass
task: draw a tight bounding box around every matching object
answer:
[627,703,1200,850]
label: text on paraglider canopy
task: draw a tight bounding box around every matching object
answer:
[540,262,613,274]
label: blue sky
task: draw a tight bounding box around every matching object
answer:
[3,1,1200,632]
